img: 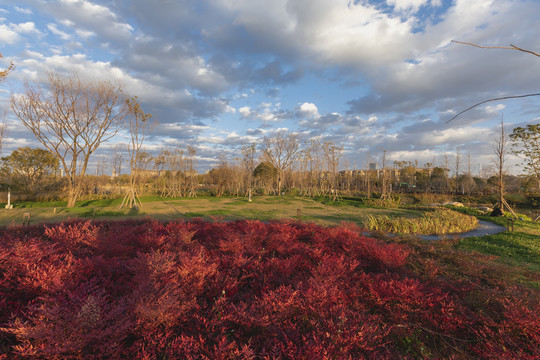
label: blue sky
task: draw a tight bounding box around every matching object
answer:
[1,0,540,175]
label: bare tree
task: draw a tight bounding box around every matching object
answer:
[303,138,324,197]
[112,144,124,177]
[380,149,390,198]
[11,71,127,207]
[260,131,301,195]
[492,115,518,218]
[163,148,185,197]
[207,157,234,197]
[186,145,197,197]
[454,147,461,194]
[153,149,167,195]
[120,97,152,209]
[241,143,256,201]
[322,142,343,201]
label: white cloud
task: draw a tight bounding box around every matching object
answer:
[238,103,287,123]
[368,115,378,123]
[20,49,45,59]
[0,24,18,43]
[239,106,253,118]
[75,28,95,39]
[485,104,506,114]
[13,21,39,34]
[196,131,258,146]
[213,0,418,67]
[0,21,41,44]
[12,53,191,107]
[387,0,430,12]
[419,127,488,146]
[38,0,134,45]
[297,102,319,117]
[15,6,33,15]
[47,23,72,40]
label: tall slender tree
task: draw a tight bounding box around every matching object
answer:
[120,96,152,209]
[241,143,256,201]
[492,115,518,218]
[186,145,197,198]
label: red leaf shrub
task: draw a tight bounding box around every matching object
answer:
[0,219,538,359]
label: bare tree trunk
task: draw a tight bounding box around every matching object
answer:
[455,147,461,195]
[67,185,79,208]
[120,97,152,209]
[492,115,517,218]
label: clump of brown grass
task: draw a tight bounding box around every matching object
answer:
[365,208,478,235]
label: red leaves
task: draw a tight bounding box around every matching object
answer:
[0,219,538,359]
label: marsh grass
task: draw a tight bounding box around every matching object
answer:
[366,208,478,235]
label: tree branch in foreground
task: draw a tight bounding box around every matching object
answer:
[447,41,540,123]
[446,93,540,123]
[451,40,540,58]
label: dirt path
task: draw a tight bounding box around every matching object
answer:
[418,220,507,240]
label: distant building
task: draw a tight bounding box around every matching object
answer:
[369,162,377,170]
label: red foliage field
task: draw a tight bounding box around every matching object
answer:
[0,219,538,359]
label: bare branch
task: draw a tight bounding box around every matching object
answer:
[446,93,540,123]
[447,41,540,123]
[451,40,540,57]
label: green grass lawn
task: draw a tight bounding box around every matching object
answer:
[457,231,540,273]
[0,195,424,227]
[454,214,540,277]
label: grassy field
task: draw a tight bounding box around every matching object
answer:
[455,215,540,276]
[0,195,424,227]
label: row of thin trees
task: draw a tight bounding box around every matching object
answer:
[101,133,534,199]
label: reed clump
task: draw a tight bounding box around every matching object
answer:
[365,207,478,235]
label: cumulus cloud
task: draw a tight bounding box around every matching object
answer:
[13,21,38,34]
[237,102,290,123]
[239,106,254,119]
[387,0,430,12]
[0,24,18,43]
[297,102,319,118]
